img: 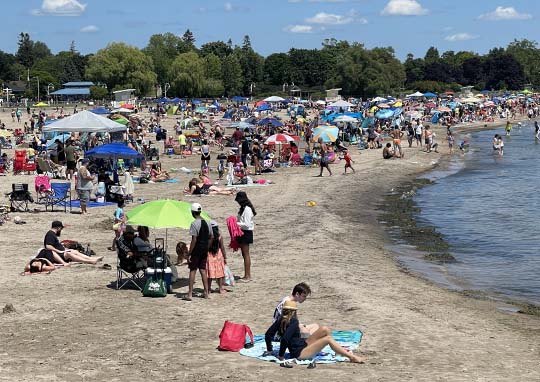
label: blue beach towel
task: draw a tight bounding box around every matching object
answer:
[164,179,179,184]
[58,200,116,208]
[239,330,362,364]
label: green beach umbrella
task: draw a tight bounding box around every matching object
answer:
[126,199,211,229]
[112,118,129,125]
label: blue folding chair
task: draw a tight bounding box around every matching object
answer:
[45,182,72,212]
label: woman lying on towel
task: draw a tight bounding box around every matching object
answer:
[264,301,367,363]
[186,178,236,196]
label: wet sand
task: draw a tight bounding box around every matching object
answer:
[0,108,539,381]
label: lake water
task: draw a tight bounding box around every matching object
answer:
[400,121,540,305]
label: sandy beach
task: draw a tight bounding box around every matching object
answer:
[0,108,539,381]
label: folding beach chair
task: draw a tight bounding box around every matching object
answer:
[6,183,33,212]
[35,175,53,204]
[13,150,26,175]
[45,182,72,213]
[116,239,147,291]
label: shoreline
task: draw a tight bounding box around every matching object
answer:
[1,112,539,380]
[379,117,540,313]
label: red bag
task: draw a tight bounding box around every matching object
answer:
[218,320,254,352]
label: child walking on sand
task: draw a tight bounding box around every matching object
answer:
[108,200,126,251]
[343,149,355,174]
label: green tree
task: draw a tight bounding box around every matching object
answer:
[236,35,264,93]
[168,52,205,97]
[86,42,157,96]
[90,85,108,99]
[506,39,540,88]
[200,41,232,58]
[0,51,17,81]
[222,54,243,96]
[263,53,290,85]
[16,32,34,68]
[204,53,222,80]
[404,53,425,85]
[143,33,182,83]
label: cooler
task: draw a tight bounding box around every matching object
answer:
[146,267,173,293]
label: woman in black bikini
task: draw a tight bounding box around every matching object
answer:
[187,178,235,196]
[24,257,56,273]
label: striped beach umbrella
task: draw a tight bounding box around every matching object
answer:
[264,133,296,144]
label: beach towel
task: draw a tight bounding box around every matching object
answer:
[57,200,116,208]
[239,330,362,364]
[226,216,243,252]
[164,179,179,183]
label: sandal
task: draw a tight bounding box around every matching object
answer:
[101,264,112,270]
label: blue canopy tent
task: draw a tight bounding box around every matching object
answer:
[192,100,202,105]
[86,143,143,160]
[423,92,437,98]
[232,96,248,101]
[256,103,272,111]
[170,97,184,103]
[156,97,170,104]
[89,107,111,115]
[257,118,283,127]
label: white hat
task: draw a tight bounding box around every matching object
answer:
[191,202,202,213]
[210,220,218,228]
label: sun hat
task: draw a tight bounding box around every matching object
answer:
[282,300,298,311]
[191,202,202,213]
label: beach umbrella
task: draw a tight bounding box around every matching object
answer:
[264,133,296,144]
[312,126,339,143]
[33,102,49,107]
[89,107,111,115]
[120,103,135,109]
[372,97,387,103]
[112,118,129,125]
[375,109,394,119]
[258,118,283,127]
[407,91,424,98]
[425,102,436,108]
[126,200,211,229]
[377,103,390,109]
[264,96,285,102]
[0,130,12,137]
[232,96,248,101]
[437,107,451,112]
[423,92,437,98]
[112,108,134,114]
[333,115,358,123]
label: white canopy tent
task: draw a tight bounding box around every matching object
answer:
[263,96,285,102]
[407,91,424,98]
[329,100,354,108]
[43,110,127,133]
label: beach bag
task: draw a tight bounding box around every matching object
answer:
[218,321,254,352]
[142,278,167,298]
[224,265,235,286]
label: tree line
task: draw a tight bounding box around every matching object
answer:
[1,31,538,100]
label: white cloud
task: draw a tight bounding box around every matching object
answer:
[306,12,354,25]
[80,25,99,33]
[445,33,477,42]
[283,24,313,33]
[478,6,531,21]
[381,0,428,16]
[224,2,233,11]
[32,0,86,16]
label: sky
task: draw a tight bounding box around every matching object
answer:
[2,0,539,61]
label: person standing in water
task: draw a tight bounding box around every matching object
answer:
[535,121,540,140]
[505,120,512,136]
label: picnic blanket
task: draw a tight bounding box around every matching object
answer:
[239,330,362,364]
[57,200,116,208]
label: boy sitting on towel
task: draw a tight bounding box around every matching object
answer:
[273,282,319,339]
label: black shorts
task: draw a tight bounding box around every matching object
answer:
[237,229,253,245]
[67,161,76,170]
[188,255,207,271]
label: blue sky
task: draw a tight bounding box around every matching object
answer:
[2,0,538,61]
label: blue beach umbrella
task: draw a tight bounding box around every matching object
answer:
[257,118,283,127]
[375,109,394,119]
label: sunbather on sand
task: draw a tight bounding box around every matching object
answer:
[24,257,56,273]
[150,163,170,182]
[264,300,367,363]
[186,178,235,195]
